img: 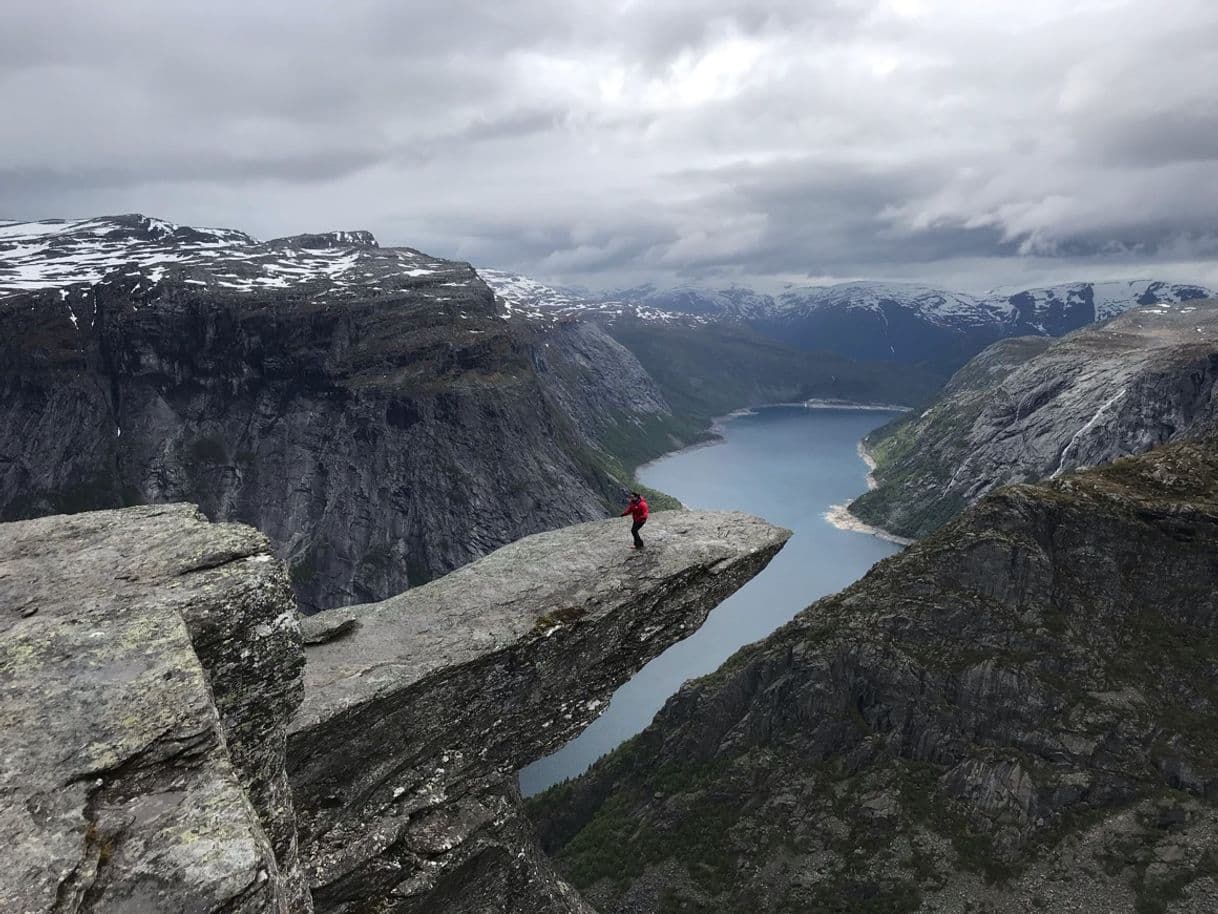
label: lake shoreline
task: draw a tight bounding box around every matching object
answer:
[640,400,916,546]
[823,503,914,546]
[822,438,914,546]
[522,405,907,795]
[637,400,911,476]
[802,398,912,413]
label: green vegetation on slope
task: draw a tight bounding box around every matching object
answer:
[849,336,1054,539]
[579,419,690,511]
[607,318,943,426]
[848,408,971,538]
[529,441,1218,913]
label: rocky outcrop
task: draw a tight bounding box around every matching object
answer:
[0,216,678,612]
[1,503,788,913]
[1,504,307,912]
[851,299,1218,538]
[288,510,791,912]
[531,442,1218,913]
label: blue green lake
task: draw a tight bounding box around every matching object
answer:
[518,405,904,795]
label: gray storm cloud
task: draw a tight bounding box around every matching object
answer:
[2,0,1216,290]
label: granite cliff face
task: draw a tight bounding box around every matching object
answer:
[0,216,683,612]
[851,298,1218,539]
[1,504,789,913]
[526,318,685,472]
[530,442,1218,913]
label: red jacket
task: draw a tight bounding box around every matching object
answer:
[622,497,649,523]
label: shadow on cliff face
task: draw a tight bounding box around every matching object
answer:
[1,504,790,913]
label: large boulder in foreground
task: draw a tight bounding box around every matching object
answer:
[289,510,791,913]
[0,505,307,913]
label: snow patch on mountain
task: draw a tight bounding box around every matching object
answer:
[997,280,1213,323]
[595,278,1213,333]
[6,216,1209,344]
[776,281,1015,326]
[0,214,452,302]
[479,269,706,324]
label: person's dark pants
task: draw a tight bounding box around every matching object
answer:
[631,518,646,548]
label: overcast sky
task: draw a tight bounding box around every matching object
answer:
[3,0,1217,291]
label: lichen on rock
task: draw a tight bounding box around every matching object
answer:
[1,503,790,914]
[0,504,308,912]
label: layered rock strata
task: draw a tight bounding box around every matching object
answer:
[0,218,667,612]
[1,504,789,913]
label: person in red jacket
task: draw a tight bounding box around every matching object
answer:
[621,492,649,549]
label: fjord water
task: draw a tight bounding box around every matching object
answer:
[518,405,904,796]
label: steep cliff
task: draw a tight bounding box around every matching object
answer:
[525,318,702,479]
[0,216,675,612]
[851,299,1218,539]
[1,504,307,912]
[289,510,790,913]
[532,442,1218,913]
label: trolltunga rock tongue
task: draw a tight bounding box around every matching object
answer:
[0,504,307,913]
[289,509,791,912]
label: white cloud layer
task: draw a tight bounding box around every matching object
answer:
[2,0,1216,290]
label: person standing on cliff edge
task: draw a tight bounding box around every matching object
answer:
[621,492,649,549]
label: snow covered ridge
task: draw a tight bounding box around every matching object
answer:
[1002,280,1214,324]
[0,214,458,302]
[775,282,1011,325]
[474,270,1215,333]
[479,269,709,324]
[598,279,1215,329]
[6,215,1209,334]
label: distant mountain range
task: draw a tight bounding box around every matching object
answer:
[479,271,1214,371]
[5,216,1209,374]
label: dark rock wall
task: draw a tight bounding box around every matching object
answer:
[0,272,650,612]
[288,511,790,912]
[1,504,790,914]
